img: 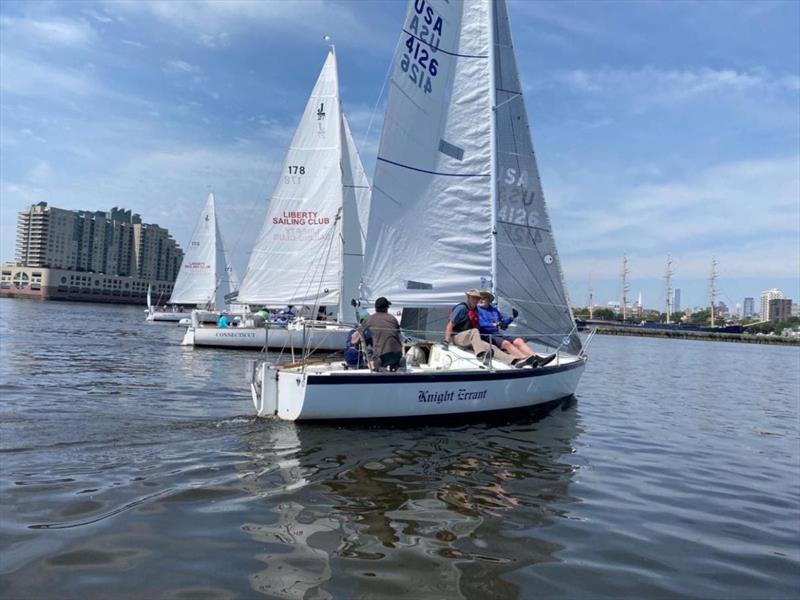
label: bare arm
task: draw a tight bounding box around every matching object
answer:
[444,320,454,342]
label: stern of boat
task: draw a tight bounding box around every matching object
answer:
[249,360,287,418]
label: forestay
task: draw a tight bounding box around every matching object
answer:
[170,193,238,309]
[238,49,344,307]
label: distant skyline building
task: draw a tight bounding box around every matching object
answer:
[769,298,792,324]
[743,297,754,318]
[674,288,681,313]
[760,288,784,321]
[1,202,183,304]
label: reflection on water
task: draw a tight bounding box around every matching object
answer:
[3,300,798,599]
[238,401,581,599]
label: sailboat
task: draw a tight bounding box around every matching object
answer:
[249,0,591,420]
[147,192,239,322]
[182,47,370,350]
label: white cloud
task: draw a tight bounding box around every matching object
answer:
[164,59,202,75]
[104,0,387,49]
[0,15,96,47]
[558,66,780,105]
[553,155,800,280]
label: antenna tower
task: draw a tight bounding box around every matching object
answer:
[621,254,630,321]
[588,273,594,319]
[665,255,674,324]
[709,256,718,327]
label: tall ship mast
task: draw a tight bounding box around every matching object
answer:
[665,255,674,324]
[709,257,718,327]
[620,254,630,321]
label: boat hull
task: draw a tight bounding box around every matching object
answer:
[183,323,349,351]
[252,356,586,421]
[147,310,218,323]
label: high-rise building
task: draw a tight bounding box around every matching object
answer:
[769,299,792,323]
[743,297,754,318]
[2,202,183,304]
[760,288,784,321]
[673,288,681,313]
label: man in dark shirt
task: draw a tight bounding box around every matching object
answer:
[360,296,403,371]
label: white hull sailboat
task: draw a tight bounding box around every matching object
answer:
[250,0,589,420]
[182,318,349,351]
[251,345,586,421]
[147,192,239,323]
[183,47,370,351]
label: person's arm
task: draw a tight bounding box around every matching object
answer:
[444,320,454,343]
[351,330,362,345]
[499,310,514,330]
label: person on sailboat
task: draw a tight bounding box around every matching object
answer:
[359,297,403,372]
[344,311,372,369]
[253,307,270,327]
[477,291,541,367]
[479,292,557,368]
[217,313,230,329]
[443,290,517,366]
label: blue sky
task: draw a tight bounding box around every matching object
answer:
[1,0,798,311]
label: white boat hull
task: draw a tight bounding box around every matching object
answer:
[147,310,218,323]
[182,322,349,351]
[250,346,586,421]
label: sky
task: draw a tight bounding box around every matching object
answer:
[1,0,798,311]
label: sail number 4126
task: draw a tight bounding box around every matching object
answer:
[401,36,438,94]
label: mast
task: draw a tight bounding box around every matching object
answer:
[665,254,673,323]
[488,0,498,295]
[709,256,718,327]
[621,254,630,321]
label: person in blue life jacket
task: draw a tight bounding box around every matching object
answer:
[217,313,230,329]
[443,289,516,366]
[278,305,296,321]
[344,309,372,369]
[477,291,556,368]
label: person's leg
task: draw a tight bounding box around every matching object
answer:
[500,339,528,359]
[512,338,536,357]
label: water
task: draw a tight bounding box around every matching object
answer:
[1,298,798,599]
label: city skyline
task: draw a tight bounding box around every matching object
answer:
[1,1,798,309]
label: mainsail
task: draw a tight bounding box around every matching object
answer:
[170,192,239,309]
[362,0,579,352]
[237,48,369,315]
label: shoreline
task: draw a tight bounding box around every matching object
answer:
[589,326,799,346]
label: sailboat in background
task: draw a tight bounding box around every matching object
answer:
[182,47,370,350]
[250,0,590,420]
[147,192,239,322]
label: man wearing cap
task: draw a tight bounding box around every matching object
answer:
[360,297,403,371]
[443,290,515,366]
[477,291,555,367]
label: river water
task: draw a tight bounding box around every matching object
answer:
[1,298,798,599]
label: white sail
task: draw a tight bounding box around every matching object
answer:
[169,193,219,306]
[362,0,579,351]
[214,215,240,309]
[339,113,371,318]
[238,49,343,307]
[362,0,493,307]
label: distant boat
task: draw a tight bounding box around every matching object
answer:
[249,0,590,421]
[147,192,239,323]
[182,47,370,350]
